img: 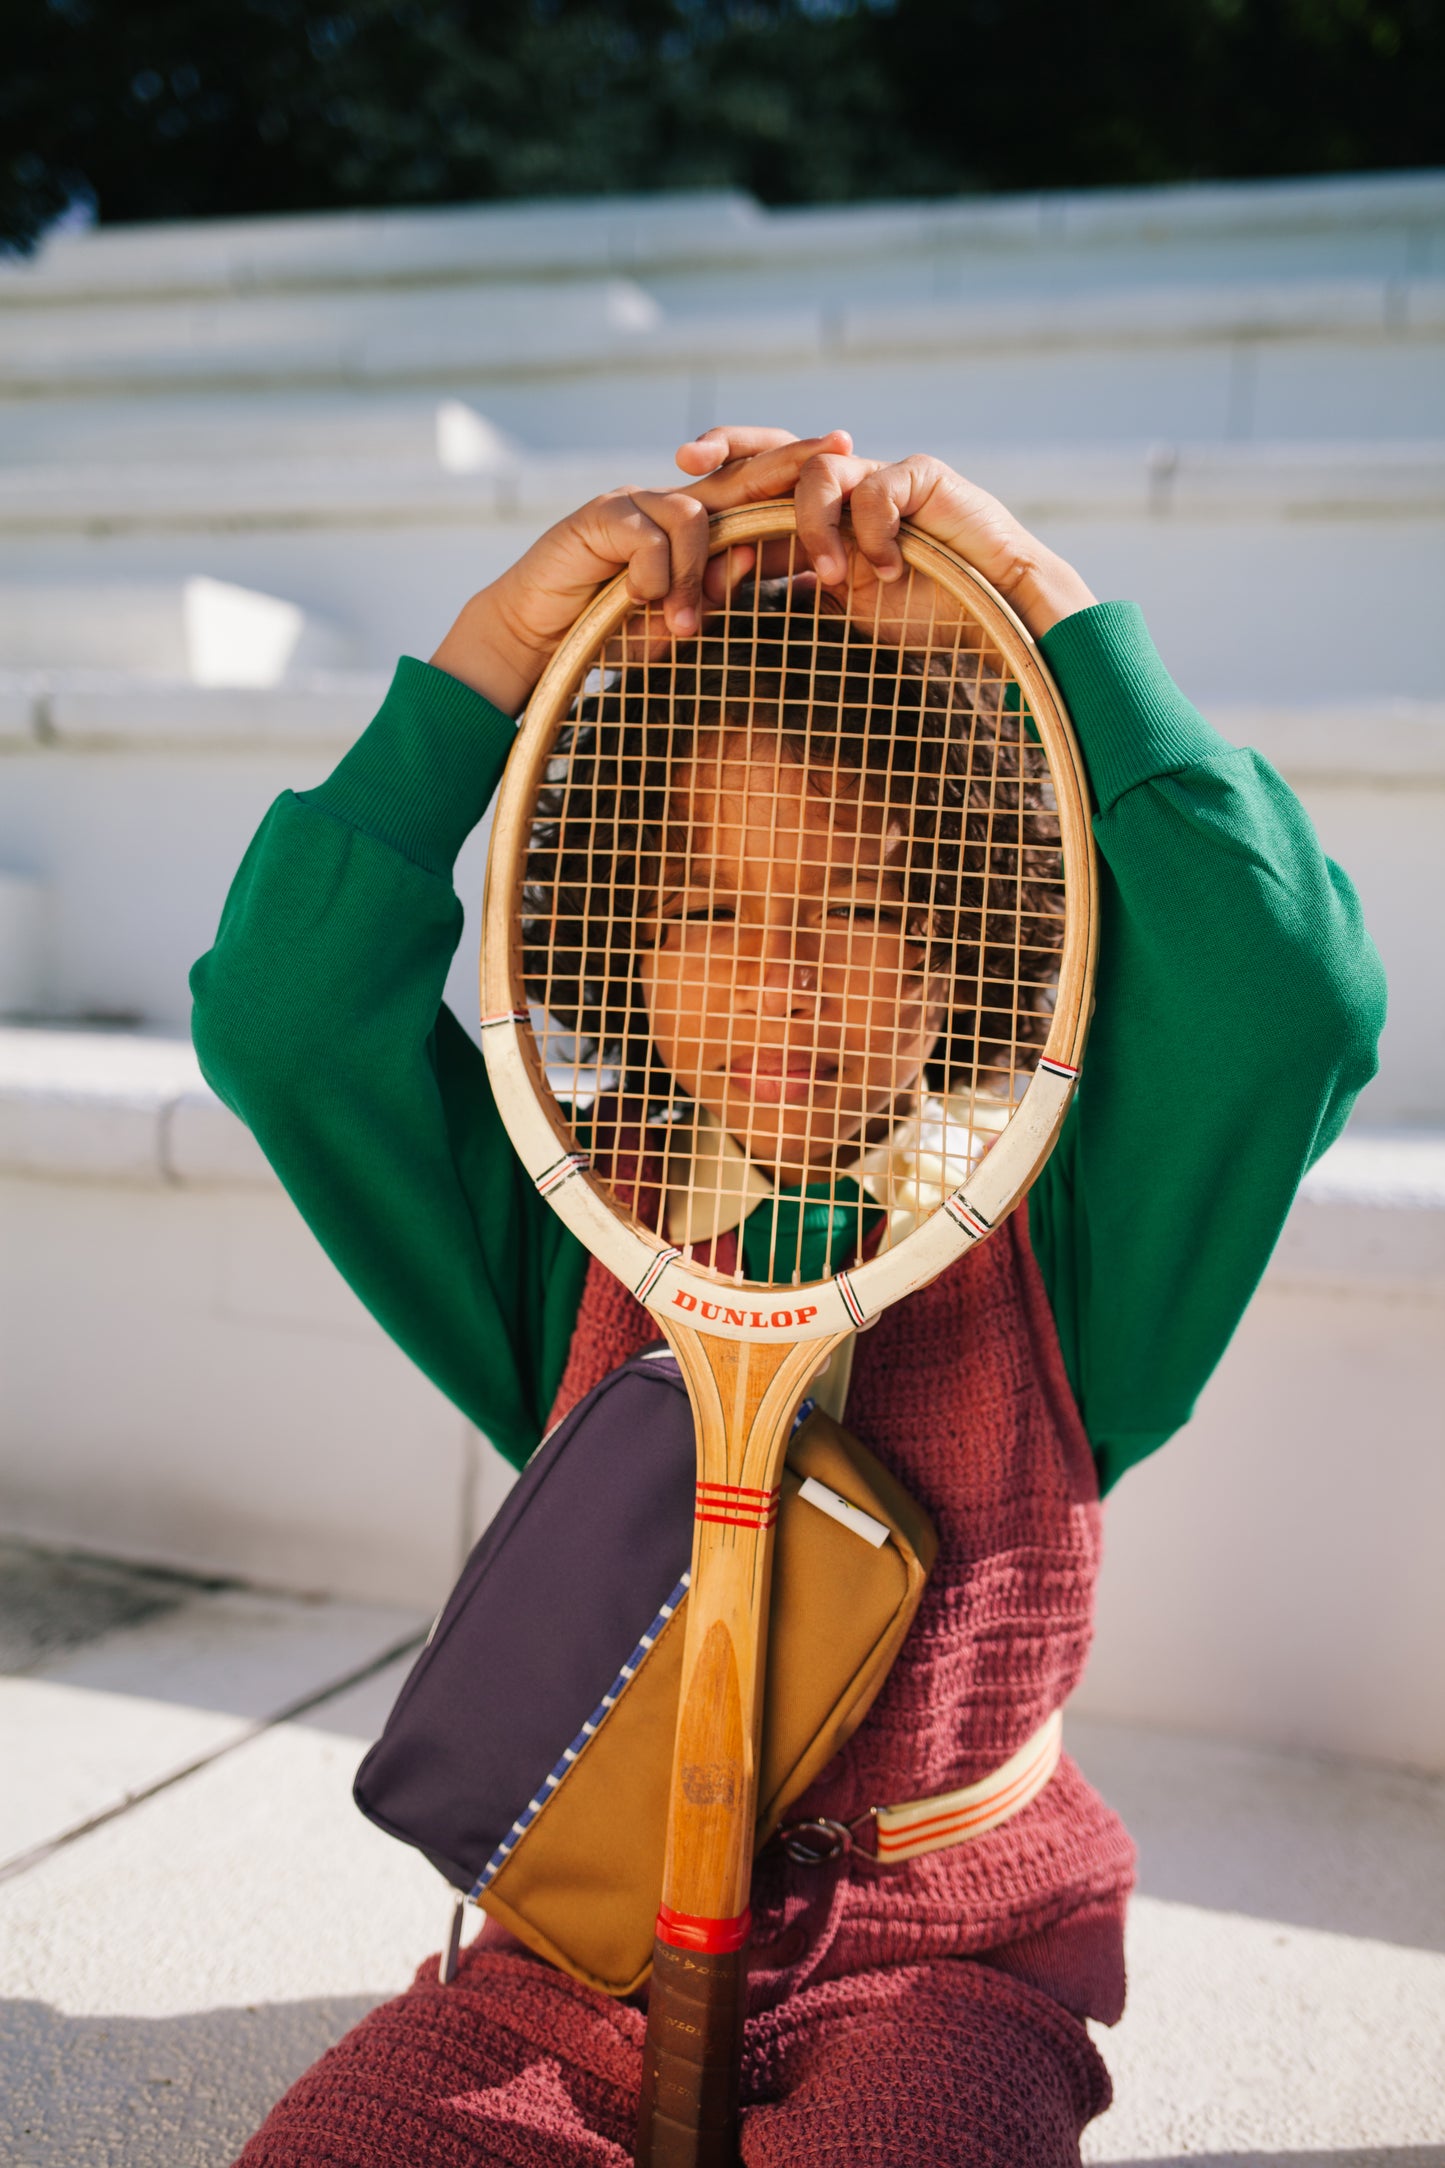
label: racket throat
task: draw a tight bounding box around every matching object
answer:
[652,1321,846,1929]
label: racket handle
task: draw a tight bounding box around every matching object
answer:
[635,1937,748,2168]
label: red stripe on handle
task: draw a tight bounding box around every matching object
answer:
[656,1904,752,1955]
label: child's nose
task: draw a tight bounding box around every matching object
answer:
[752,931,820,1016]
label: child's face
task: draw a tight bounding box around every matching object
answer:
[637,726,948,1186]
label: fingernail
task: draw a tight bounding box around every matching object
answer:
[673,606,698,635]
[878,561,903,583]
[816,556,843,583]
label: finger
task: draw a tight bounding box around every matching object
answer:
[792,452,882,585]
[700,541,757,606]
[627,488,712,635]
[676,426,796,475]
[846,456,962,583]
[678,427,854,502]
[605,503,674,612]
[574,490,688,622]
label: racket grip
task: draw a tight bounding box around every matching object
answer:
[635,1936,748,2168]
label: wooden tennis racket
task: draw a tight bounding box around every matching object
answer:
[480,500,1097,2167]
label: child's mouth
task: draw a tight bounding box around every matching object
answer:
[725,1052,838,1107]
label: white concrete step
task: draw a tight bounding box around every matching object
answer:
[4,171,1439,303]
[4,680,1438,1121]
[3,672,1438,769]
[0,1579,425,1876]
[5,1022,1440,1243]
[0,579,355,681]
[0,276,682,395]
[0,1028,265,1186]
[4,438,1445,534]
[0,668,388,748]
[0,390,518,472]
[2,272,1441,398]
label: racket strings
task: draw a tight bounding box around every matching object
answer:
[518,555,1066,1290]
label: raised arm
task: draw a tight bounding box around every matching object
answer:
[190,661,585,1466]
[191,433,854,1464]
[1028,603,1385,1489]
[792,452,1387,1490]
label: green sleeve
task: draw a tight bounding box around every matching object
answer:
[1028,603,1387,1493]
[189,657,589,1470]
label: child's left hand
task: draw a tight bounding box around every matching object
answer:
[676,433,1097,642]
[791,448,1096,641]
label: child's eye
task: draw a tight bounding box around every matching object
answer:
[659,905,736,941]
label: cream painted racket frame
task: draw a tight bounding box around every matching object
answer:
[480,499,1099,1339]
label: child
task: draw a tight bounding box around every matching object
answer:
[192,428,1384,2167]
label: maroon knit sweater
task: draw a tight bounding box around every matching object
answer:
[546,1202,1136,2027]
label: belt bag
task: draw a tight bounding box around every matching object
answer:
[354,1347,937,1997]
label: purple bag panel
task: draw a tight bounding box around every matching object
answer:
[353,1346,695,1891]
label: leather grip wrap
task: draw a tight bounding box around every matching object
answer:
[635,1938,747,2167]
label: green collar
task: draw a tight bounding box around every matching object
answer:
[740,1178,884,1285]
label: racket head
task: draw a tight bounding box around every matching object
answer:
[482,500,1097,1344]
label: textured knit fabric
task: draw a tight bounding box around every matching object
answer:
[544,1202,1133,2029]
[234,1931,1110,2168]
[189,606,1385,1490]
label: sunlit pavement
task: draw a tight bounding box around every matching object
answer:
[1,1542,1441,2168]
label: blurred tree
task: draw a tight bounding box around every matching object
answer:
[4,0,1442,253]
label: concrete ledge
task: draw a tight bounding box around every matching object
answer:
[1278,1130,1445,1288]
[3,439,1444,535]
[842,276,1445,359]
[0,669,389,748]
[1,277,1439,399]
[0,1029,270,1187]
[2,1025,1441,1283]
[3,675,1440,779]
[1214,700,1445,783]
[4,172,1441,302]
[0,283,818,397]
[0,577,356,680]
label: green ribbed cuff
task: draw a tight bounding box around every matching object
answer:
[302,657,516,877]
[1039,601,1230,813]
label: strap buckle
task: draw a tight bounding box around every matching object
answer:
[775,1812,877,1867]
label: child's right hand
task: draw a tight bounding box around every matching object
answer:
[431,428,852,716]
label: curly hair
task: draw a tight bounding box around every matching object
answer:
[520,589,1065,1103]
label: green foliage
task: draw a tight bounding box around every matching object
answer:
[5,0,1442,253]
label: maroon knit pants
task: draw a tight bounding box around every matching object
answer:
[234,1938,1111,2167]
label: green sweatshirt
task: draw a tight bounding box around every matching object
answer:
[189,603,1385,1494]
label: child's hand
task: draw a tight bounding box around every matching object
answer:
[431,428,852,714]
[792,452,1096,641]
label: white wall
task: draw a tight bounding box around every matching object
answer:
[0,1172,518,1610]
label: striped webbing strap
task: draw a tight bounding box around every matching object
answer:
[870,1708,1064,1864]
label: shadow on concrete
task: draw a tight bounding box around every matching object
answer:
[0,1542,199,1675]
[1070,1715,1445,1957]
[0,1992,389,2167]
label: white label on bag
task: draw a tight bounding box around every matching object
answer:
[797,1477,890,1550]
